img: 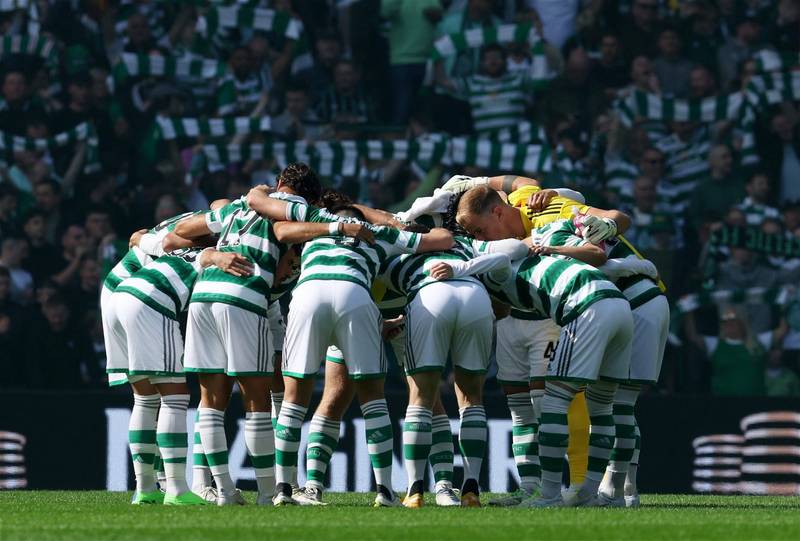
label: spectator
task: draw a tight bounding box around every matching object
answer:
[216,46,270,116]
[83,206,115,254]
[315,60,374,125]
[619,0,662,61]
[590,33,630,103]
[682,1,723,70]
[296,30,343,104]
[521,0,580,50]
[6,118,53,195]
[717,13,763,92]
[737,172,781,226]
[21,210,58,284]
[765,113,800,205]
[765,349,800,397]
[436,0,502,78]
[271,82,329,142]
[33,180,65,243]
[381,0,443,125]
[0,69,47,136]
[537,47,600,129]
[652,27,693,98]
[66,256,101,324]
[0,184,20,238]
[51,224,89,288]
[689,144,746,228]
[50,72,92,133]
[25,295,99,389]
[767,0,800,53]
[122,13,165,56]
[0,237,33,305]
[439,44,537,134]
[628,55,660,94]
[688,65,717,98]
[691,308,775,396]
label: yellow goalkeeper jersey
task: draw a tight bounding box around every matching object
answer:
[507,185,590,234]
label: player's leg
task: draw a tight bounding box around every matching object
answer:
[400,283,452,507]
[598,382,640,504]
[154,379,208,505]
[238,376,275,505]
[191,410,213,497]
[489,315,540,506]
[275,282,331,505]
[626,420,641,507]
[566,393,590,487]
[450,283,493,507]
[128,378,161,504]
[355,377,397,506]
[271,362,284,430]
[298,352,355,505]
[564,299,633,506]
[430,394,458,506]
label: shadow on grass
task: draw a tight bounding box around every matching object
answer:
[643,503,800,510]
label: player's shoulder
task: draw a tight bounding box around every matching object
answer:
[507,185,540,207]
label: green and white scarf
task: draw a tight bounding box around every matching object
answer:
[0,122,100,174]
[155,116,271,140]
[709,225,800,259]
[0,34,57,65]
[109,53,228,90]
[745,71,800,110]
[615,89,747,126]
[431,23,551,83]
[198,6,303,41]
[675,286,796,315]
[752,50,800,73]
[202,136,551,176]
[0,0,28,11]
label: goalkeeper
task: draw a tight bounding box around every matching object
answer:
[440,173,630,491]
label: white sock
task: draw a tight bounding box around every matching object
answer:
[191,410,212,493]
[402,405,432,494]
[157,394,190,496]
[275,402,308,486]
[305,415,341,490]
[197,408,235,492]
[245,411,275,496]
[507,393,539,492]
[360,399,394,492]
[129,394,160,493]
[271,391,284,428]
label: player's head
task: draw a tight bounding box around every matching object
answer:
[455,186,518,240]
[275,245,301,286]
[330,205,365,221]
[319,189,352,211]
[276,162,322,205]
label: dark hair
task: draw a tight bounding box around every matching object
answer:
[319,188,352,210]
[22,209,45,224]
[315,29,341,44]
[329,204,365,221]
[481,43,506,60]
[277,163,322,205]
[285,80,309,95]
[0,266,10,279]
[36,179,61,194]
[84,204,111,218]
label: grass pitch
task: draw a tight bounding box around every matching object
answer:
[2,492,799,541]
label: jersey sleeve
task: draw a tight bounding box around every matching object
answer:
[206,199,244,233]
[376,226,421,255]
[507,185,540,207]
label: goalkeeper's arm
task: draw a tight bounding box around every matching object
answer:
[584,208,631,235]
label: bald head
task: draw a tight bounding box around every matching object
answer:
[456,186,520,240]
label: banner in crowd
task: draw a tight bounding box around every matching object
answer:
[0,122,100,174]
[0,0,28,11]
[4,391,800,495]
[615,90,749,126]
[745,71,800,110]
[0,34,57,65]
[752,50,800,73]
[156,115,271,140]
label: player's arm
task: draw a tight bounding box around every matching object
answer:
[583,208,631,235]
[441,174,540,195]
[173,213,214,239]
[351,204,407,228]
[416,227,454,253]
[598,257,659,281]
[473,238,530,260]
[199,248,254,277]
[246,187,303,222]
[272,221,375,245]
[531,242,607,267]
[429,252,512,280]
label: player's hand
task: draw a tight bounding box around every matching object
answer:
[381,315,405,340]
[582,215,618,244]
[429,262,454,280]
[526,189,557,213]
[214,252,254,277]
[129,229,148,248]
[341,223,375,244]
[440,175,489,194]
[531,244,557,256]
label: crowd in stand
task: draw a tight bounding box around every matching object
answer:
[0,0,799,396]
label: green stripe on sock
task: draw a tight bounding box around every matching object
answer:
[251,454,275,468]
[205,450,229,467]
[129,430,157,444]
[156,433,188,448]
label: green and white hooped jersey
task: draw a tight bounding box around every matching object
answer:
[102,211,198,292]
[531,219,587,252]
[297,226,422,291]
[191,194,337,315]
[482,255,625,327]
[115,248,204,320]
[604,238,663,310]
[381,236,480,300]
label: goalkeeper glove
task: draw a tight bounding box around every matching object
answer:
[440,175,490,194]
[582,215,618,244]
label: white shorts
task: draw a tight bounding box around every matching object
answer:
[102,286,127,378]
[108,291,186,380]
[630,295,670,384]
[328,328,408,369]
[496,315,561,386]
[404,281,493,375]
[546,298,633,383]
[284,280,385,379]
[184,302,273,376]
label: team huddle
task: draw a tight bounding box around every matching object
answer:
[101,162,668,508]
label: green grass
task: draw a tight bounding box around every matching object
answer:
[2,492,800,541]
